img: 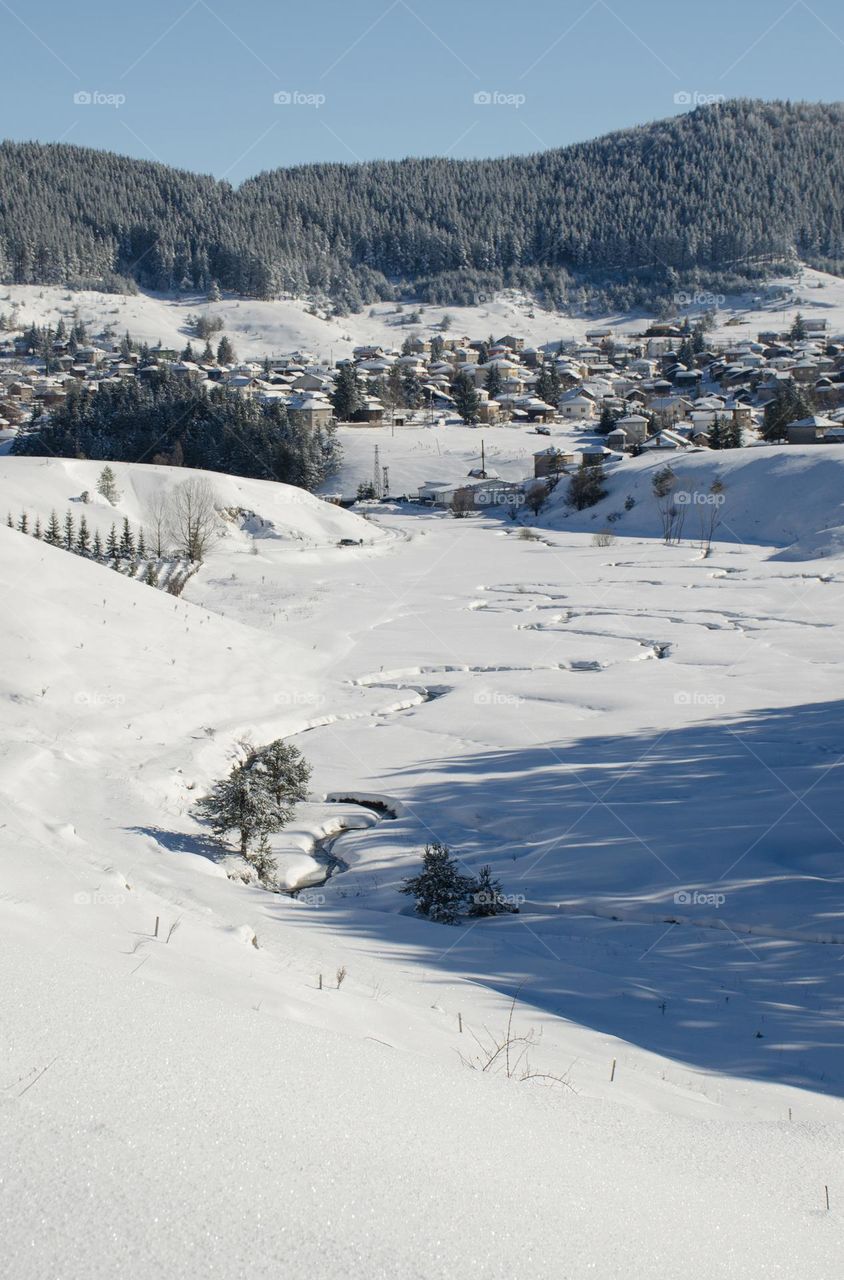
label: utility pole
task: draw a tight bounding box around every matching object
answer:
[373,444,382,498]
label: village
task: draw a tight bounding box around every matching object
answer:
[2,301,843,513]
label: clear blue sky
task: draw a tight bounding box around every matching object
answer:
[1,0,841,181]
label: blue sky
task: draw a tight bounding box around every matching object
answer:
[1,0,841,181]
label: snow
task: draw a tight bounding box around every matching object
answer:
[2,415,844,1268]
[4,263,844,365]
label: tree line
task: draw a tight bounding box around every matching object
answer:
[1,101,842,311]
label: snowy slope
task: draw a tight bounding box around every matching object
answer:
[2,452,844,1277]
[3,264,843,363]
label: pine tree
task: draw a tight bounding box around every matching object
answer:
[63,510,75,550]
[193,752,304,856]
[45,511,61,546]
[17,511,28,534]
[5,513,12,528]
[401,368,423,410]
[247,740,311,817]
[106,523,119,558]
[92,529,103,558]
[452,371,481,424]
[567,463,607,511]
[400,842,475,924]
[467,865,519,917]
[216,335,236,364]
[790,312,807,342]
[142,562,159,586]
[137,529,147,558]
[484,363,503,399]
[33,517,42,540]
[120,517,135,558]
[76,514,91,555]
[331,364,361,421]
[708,415,725,450]
[96,465,119,505]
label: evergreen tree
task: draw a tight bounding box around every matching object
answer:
[17,511,28,534]
[401,368,423,410]
[216,335,236,364]
[484,363,503,399]
[92,529,103,558]
[63,510,75,551]
[193,745,310,857]
[708,415,725,450]
[452,371,481,424]
[467,865,519,917]
[142,562,159,586]
[567,463,607,510]
[762,380,812,441]
[45,511,61,546]
[137,529,147,558]
[400,842,475,925]
[96,465,120,505]
[535,363,561,407]
[596,404,619,435]
[246,740,312,819]
[76,514,91,555]
[106,523,119,558]
[790,312,807,342]
[5,512,12,528]
[33,517,42,540]
[120,517,135,558]
[331,364,361,421]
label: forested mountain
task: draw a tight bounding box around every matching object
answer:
[1,100,842,311]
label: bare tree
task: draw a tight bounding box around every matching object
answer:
[698,480,725,557]
[167,478,220,562]
[145,491,171,557]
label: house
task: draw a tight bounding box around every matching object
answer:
[288,393,334,430]
[558,392,595,421]
[785,415,843,444]
[534,448,575,479]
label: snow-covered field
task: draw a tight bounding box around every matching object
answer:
[2,449,844,1272]
[3,264,843,362]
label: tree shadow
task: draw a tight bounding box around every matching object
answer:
[275,698,844,1096]
[127,824,225,862]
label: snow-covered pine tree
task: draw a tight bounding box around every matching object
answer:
[247,740,311,822]
[97,465,120,505]
[92,529,103,558]
[400,842,475,924]
[106,523,119,558]
[76,514,91,555]
[17,512,28,534]
[467,866,519,917]
[120,517,135,558]
[45,511,61,546]
[33,517,42,540]
[194,758,292,855]
[137,529,147,558]
[63,510,75,550]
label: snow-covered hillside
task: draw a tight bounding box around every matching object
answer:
[2,455,843,1278]
[3,264,843,363]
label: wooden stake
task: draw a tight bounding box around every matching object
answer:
[458,1012,463,1034]
[154,915,159,938]
[319,973,323,990]
[825,1185,830,1211]
[610,1058,616,1082]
